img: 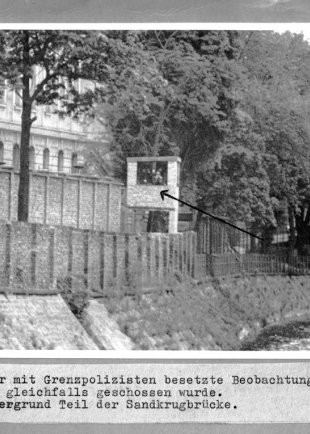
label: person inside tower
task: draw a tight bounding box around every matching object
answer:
[154,168,163,185]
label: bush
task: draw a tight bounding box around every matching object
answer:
[57,274,90,320]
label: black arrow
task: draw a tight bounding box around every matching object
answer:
[160,189,263,241]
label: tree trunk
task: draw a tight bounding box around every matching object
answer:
[17,31,32,222]
[18,103,32,221]
[288,205,296,252]
[295,203,310,255]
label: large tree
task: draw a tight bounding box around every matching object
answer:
[239,31,310,251]
[0,30,104,221]
[66,30,310,245]
[75,33,240,168]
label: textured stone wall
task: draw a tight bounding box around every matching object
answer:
[0,221,196,293]
[0,168,123,232]
[0,294,98,350]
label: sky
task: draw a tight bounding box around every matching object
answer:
[1,0,310,23]
[0,2,309,46]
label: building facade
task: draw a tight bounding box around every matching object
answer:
[0,82,124,233]
[0,80,110,174]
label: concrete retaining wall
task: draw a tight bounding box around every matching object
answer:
[0,220,196,293]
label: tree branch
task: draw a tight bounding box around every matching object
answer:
[30,70,59,103]
[154,31,165,50]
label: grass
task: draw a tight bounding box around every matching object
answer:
[102,274,310,350]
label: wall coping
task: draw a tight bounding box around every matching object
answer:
[0,167,124,186]
[0,218,196,237]
[127,156,182,163]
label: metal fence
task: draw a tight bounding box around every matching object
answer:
[194,214,310,277]
[209,253,310,277]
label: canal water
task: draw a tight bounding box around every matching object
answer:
[241,319,310,350]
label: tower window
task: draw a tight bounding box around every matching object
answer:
[137,161,168,185]
[43,148,50,170]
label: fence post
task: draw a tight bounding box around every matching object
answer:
[92,183,97,230]
[99,232,104,291]
[30,224,37,287]
[8,171,13,220]
[148,234,156,282]
[165,235,170,278]
[49,227,55,287]
[83,230,89,290]
[5,223,12,288]
[209,220,215,276]
[106,183,111,232]
[192,232,197,278]
[140,234,147,286]
[77,179,81,230]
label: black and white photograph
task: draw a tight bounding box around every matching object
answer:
[0,27,309,351]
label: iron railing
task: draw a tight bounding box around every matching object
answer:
[194,214,310,277]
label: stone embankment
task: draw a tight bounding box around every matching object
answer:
[1,274,310,350]
[0,294,134,350]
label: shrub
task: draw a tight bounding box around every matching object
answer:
[57,274,90,320]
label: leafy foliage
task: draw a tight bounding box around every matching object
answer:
[83,30,310,244]
[2,30,310,249]
[238,31,310,248]
[0,30,102,221]
[57,274,90,320]
[77,31,244,186]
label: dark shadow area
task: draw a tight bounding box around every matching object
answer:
[241,317,310,350]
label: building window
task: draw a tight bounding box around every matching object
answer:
[13,144,20,170]
[14,91,22,108]
[29,146,35,170]
[0,83,7,105]
[58,150,64,172]
[137,161,168,185]
[43,148,50,170]
[0,142,4,164]
[71,152,78,174]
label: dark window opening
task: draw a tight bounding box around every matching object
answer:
[0,142,4,164]
[58,150,64,172]
[14,91,22,108]
[132,209,169,233]
[43,148,50,170]
[13,144,20,170]
[147,210,169,233]
[71,152,78,174]
[137,161,167,185]
[29,146,35,170]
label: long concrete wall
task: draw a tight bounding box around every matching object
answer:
[0,221,196,292]
[0,168,122,232]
